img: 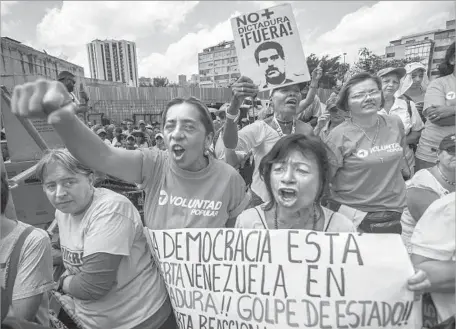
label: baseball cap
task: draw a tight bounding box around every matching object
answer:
[437,134,456,154]
[146,124,153,129]
[155,133,164,139]
[126,135,135,141]
[404,62,426,74]
[131,130,145,137]
[377,67,406,79]
[138,120,146,125]
[96,128,106,135]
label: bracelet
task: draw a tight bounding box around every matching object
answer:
[226,112,239,120]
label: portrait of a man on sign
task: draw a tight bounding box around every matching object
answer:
[254,41,293,89]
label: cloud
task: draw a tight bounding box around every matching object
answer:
[36,1,199,48]
[139,16,235,81]
[305,1,454,64]
[33,1,199,77]
[1,1,18,16]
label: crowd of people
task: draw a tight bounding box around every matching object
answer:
[1,41,454,329]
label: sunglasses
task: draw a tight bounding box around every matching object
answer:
[259,54,280,63]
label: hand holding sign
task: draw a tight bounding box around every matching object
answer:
[12,79,77,125]
[231,76,259,108]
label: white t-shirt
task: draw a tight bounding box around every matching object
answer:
[236,120,312,202]
[236,204,356,232]
[411,192,455,322]
[56,188,167,329]
[0,221,54,326]
[401,169,449,253]
[379,98,424,171]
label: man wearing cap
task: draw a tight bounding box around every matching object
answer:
[314,95,348,139]
[137,120,153,146]
[154,133,166,151]
[378,67,424,175]
[96,128,111,145]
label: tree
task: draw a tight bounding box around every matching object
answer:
[354,47,424,74]
[306,53,349,89]
[153,76,169,87]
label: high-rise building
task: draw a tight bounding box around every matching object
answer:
[190,74,200,84]
[384,20,455,80]
[87,39,139,87]
[198,41,241,88]
[178,74,187,86]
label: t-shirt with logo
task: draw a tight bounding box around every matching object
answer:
[56,188,167,329]
[139,149,249,229]
[416,74,456,163]
[323,114,407,213]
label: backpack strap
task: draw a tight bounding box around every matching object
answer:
[1,226,35,322]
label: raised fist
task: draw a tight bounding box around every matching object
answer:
[12,79,76,124]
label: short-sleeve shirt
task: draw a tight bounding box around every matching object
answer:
[139,149,249,229]
[401,169,449,253]
[236,205,356,232]
[0,221,54,326]
[323,114,407,213]
[416,74,456,163]
[56,188,167,329]
[411,192,455,322]
[379,98,425,170]
[235,119,313,202]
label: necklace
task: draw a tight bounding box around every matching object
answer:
[351,116,380,146]
[276,118,294,125]
[274,204,319,230]
[273,115,296,137]
[437,165,456,186]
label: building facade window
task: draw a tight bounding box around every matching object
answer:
[434,45,450,52]
[386,52,395,58]
[405,43,431,59]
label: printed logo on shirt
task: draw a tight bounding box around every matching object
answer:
[355,143,402,158]
[446,91,455,100]
[356,149,369,158]
[157,190,222,217]
[61,246,84,266]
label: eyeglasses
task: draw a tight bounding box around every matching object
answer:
[259,54,280,64]
[350,90,381,101]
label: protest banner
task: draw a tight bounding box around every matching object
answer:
[145,228,419,329]
[231,4,310,92]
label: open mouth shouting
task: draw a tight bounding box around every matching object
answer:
[285,98,298,106]
[277,187,298,206]
[171,144,186,160]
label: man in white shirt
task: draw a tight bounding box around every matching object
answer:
[411,192,455,323]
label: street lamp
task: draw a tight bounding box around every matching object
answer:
[343,52,347,66]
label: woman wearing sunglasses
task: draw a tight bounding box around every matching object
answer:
[322,72,409,234]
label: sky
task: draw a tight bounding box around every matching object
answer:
[1,1,454,83]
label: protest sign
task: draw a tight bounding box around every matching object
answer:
[231,4,310,92]
[145,228,419,329]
